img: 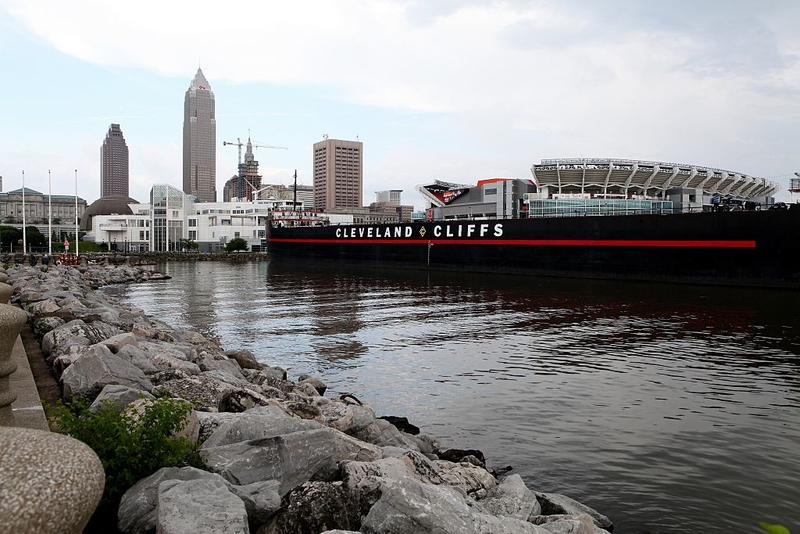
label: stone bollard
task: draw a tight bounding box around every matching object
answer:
[0,426,105,533]
[0,282,12,304]
[0,302,27,425]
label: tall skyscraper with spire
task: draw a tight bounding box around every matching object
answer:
[183,68,216,202]
[101,123,129,197]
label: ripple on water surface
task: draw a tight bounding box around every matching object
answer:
[103,261,800,534]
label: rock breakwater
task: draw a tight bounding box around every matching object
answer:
[5,264,614,534]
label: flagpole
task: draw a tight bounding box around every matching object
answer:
[48,170,52,255]
[75,169,79,256]
[22,170,27,253]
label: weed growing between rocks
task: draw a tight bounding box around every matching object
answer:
[52,396,205,507]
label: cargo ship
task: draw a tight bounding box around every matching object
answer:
[266,160,800,288]
[266,207,800,288]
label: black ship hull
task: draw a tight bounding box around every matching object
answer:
[267,209,800,288]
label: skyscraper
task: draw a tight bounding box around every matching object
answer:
[100,123,129,197]
[183,68,216,202]
[313,138,363,211]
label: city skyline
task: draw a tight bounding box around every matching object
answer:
[1,1,799,211]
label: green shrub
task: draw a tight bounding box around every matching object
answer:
[760,523,790,534]
[53,396,205,505]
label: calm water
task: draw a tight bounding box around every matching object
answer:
[103,260,800,533]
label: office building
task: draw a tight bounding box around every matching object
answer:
[100,123,129,197]
[375,189,402,205]
[313,138,363,211]
[183,68,216,202]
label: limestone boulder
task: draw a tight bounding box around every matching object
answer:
[116,344,159,374]
[156,478,249,534]
[350,418,420,451]
[42,319,122,357]
[152,375,235,412]
[225,349,262,370]
[269,481,360,534]
[201,405,321,448]
[99,332,139,353]
[60,344,154,402]
[228,480,282,530]
[90,384,154,412]
[117,467,224,534]
[534,492,613,532]
[474,474,540,521]
[202,428,338,495]
[360,476,476,534]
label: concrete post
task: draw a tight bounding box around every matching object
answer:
[0,426,105,533]
[0,302,27,425]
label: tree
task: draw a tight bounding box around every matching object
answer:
[25,226,46,248]
[0,226,21,251]
[224,237,248,252]
[179,238,199,252]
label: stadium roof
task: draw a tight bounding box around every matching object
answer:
[531,158,779,199]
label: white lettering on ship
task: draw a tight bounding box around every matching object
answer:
[336,223,504,239]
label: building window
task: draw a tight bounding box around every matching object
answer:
[189,230,197,240]
[140,231,145,240]
[188,219,197,227]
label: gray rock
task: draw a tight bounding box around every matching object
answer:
[25,298,60,316]
[201,405,321,448]
[534,492,613,532]
[117,467,224,534]
[100,332,139,353]
[90,384,154,411]
[529,513,606,534]
[361,476,476,534]
[350,418,421,451]
[228,480,281,530]
[198,352,246,380]
[42,319,122,357]
[474,474,540,521]
[202,428,338,495]
[219,387,276,412]
[151,353,202,375]
[60,344,154,402]
[156,478,249,534]
[152,375,235,411]
[116,344,159,374]
[271,481,360,534]
[472,513,553,534]
[225,349,262,370]
[33,315,65,335]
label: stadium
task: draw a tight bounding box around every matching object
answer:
[530,158,779,200]
[417,158,780,220]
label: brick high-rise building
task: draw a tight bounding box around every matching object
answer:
[101,123,129,197]
[313,138,363,211]
[183,68,216,202]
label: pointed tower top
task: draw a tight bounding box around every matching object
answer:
[244,137,255,163]
[191,68,211,91]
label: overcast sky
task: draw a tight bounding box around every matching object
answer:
[1,0,798,210]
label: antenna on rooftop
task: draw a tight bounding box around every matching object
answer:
[323,133,328,140]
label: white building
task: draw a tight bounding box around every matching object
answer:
[86,184,303,252]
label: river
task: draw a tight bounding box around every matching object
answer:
[102,259,800,533]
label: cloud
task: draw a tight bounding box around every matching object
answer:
[4,0,800,205]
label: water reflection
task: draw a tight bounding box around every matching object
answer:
[104,259,800,534]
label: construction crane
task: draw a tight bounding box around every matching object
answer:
[222,137,287,165]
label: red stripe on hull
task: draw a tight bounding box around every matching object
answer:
[269,238,757,248]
